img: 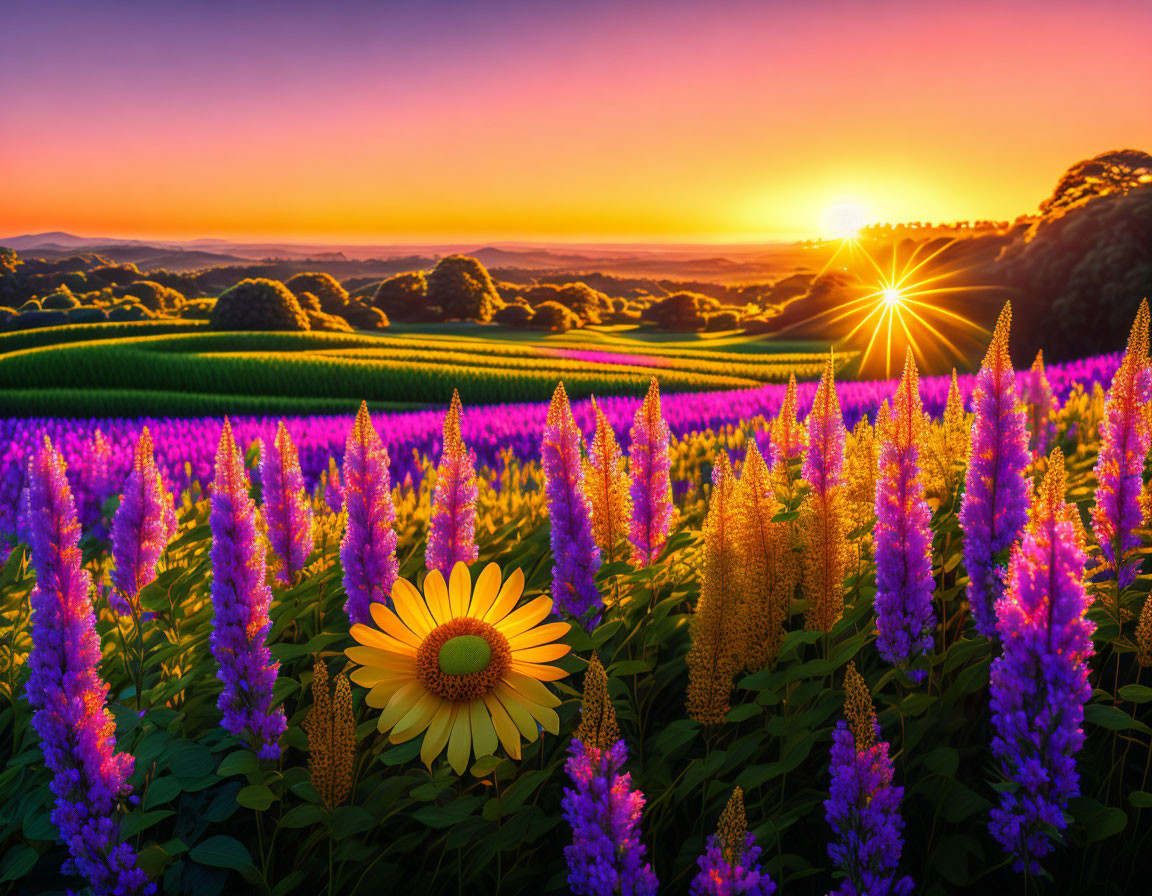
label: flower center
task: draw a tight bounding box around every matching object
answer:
[438,635,492,676]
[416,617,510,702]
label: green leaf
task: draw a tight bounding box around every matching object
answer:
[188,835,256,874]
[1085,703,1152,735]
[143,776,183,809]
[1129,791,1152,809]
[121,809,174,838]
[725,703,762,723]
[1119,684,1152,704]
[0,845,38,884]
[236,785,275,811]
[331,805,375,839]
[281,804,326,828]
[216,750,260,778]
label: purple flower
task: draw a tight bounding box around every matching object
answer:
[24,437,154,896]
[690,788,776,896]
[77,428,117,540]
[261,420,314,587]
[874,352,935,681]
[111,427,176,615]
[628,378,674,567]
[426,389,479,578]
[210,420,286,759]
[562,739,658,896]
[825,663,914,896]
[324,455,344,514]
[340,402,399,625]
[989,449,1094,874]
[959,303,1030,638]
[1090,299,1151,590]
[542,382,602,624]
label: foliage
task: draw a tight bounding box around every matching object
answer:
[426,255,500,323]
[209,279,311,332]
[372,272,428,321]
[286,273,350,316]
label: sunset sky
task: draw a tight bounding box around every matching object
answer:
[3,0,1150,243]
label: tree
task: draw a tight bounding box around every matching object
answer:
[426,255,499,322]
[1041,149,1152,215]
[372,271,428,320]
[641,292,713,331]
[494,303,534,327]
[530,301,581,332]
[285,272,349,314]
[120,280,184,312]
[209,278,311,332]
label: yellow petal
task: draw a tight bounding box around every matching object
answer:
[348,625,416,657]
[390,691,443,743]
[510,644,570,664]
[510,659,569,681]
[351,665,411,687]
[421,703,455,768]
[469,699,499,760]
[449,562,472,618]
[467,563,502,619]
[390,578,437,637]
[367,604,424,651]
[367,679,406,710]
[495,596,553,639]
[521,700,560,736]
[377,680,426,732]
[482,693,522,760]
[424,569,451,625]
[504,671,562,708]
[446,705,472,774]
[507,621,571,650]
[346,645,416,673]
[482,567,524,625]
[493,684,540,741]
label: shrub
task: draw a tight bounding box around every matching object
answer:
[426,255,499,322]
[706,309,743,331]
[180,299,215,320]
[306,310,354,332]
[372,271,428,320]
[286,272,348,314]
[17,299,41,312]
[66,307,108,324]
[296,292,323,313]
[494,303,534,327]
[530,301,582,332]
[9,309,69,330]
[210,279,311,332]
[121,280,184,313]
[107,303,155,322]
[40,289,80,310]
[88,262,142,286]
[340,301,389,330]
[642,292,714,331]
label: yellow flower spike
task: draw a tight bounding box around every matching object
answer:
[346,562,571,775]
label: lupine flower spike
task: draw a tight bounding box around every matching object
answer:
[542,382,602,624]
[924,369,970,505]
[686,451,747,724]
[341,402,399,625]
[303,660,356,811]
[1090,298,1152,592]
[25,438,154,896]
[959,302,1031,638]
[690,786,776,895]
[585,395,633,562]
[800,354,850,633]
[427,389,480,578]
[771,372,806,499]
[261,421,314,587]
[737,438,798,671]
[111,427,176,615]
[990,448,1095,873]
[210,420,287,758]
[562,654,659,896]
[825,662,914,896]
[874,349,935,682]
[628,377,673,567]
[1023,349,1056,455]
[324,456,344,514]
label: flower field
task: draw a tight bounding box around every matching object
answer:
[2,302,1152,895]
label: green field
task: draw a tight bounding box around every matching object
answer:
[0,322,842,415]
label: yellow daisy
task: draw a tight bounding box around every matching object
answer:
[345,561,572,775]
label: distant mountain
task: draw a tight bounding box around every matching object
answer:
[0,231,127,251]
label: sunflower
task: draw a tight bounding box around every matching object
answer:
[345,561,572,774]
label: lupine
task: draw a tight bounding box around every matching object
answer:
[923,369,970,505]
[261,420,314,587]
[24,438,154,896]
[110,427,176,615]
[210,420,286,759]
[77,428,116,539]
[737,438,797,671]
[542,382,602,624]
[586,395,633,562]
[340,402,399,625]
[800,355,850,633]
[1023,349,1056,455]
[959,303,1031,638]
[690,786,776,895]
[844,416,878,539]
[562,654,659,896]
[687,451,747,724]
[825,662,914,896]
[1090,299,1152,592]
[770,371,806,500]
[874,350,935,681]
[324,455,344,513]
[426,389,480,578]
[628,377,674,567]
[989,448,1095,873]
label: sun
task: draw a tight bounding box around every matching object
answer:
[881,286,903,308]
[820,201,870,240]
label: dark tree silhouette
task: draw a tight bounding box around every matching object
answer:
[285,272,349,314]
[373,271,428,320]
[209,278,310,332]
[1041,150,1152,215]
[530,301,581,332]
[426,255,499,322]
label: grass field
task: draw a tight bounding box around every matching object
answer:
[0,322,843,416]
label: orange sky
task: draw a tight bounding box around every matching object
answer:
[2,0,1150,243]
